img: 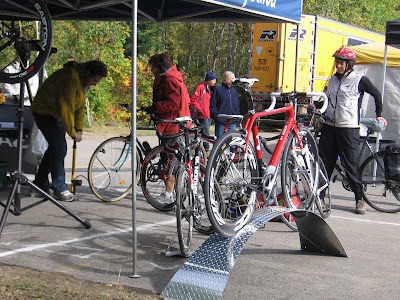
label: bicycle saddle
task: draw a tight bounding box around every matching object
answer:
[237,78,259,86]
[217,114,244,121]
[175,116,192,123]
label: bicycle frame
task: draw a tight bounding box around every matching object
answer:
[237,89,328,195]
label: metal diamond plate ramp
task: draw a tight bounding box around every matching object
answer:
[161,206,347,300]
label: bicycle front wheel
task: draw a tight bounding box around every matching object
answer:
[175,165,194,257]
[0,0,53,83]
[140,145,177,211]
[193,164,214,234]
[361,152,400,213]
[204,131,258,238]
[315,158,331,218]
[88,136,135,202]
[281,127,318,229]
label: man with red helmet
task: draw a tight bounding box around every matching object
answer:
[319,46,387,214]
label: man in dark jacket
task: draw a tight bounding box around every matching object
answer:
[210,71,240,138]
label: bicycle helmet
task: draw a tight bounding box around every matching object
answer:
[333,46,357,62]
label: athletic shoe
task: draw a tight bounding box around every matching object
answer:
[355,200,366,215]
[54,190,75,202]
[159,192,175,204]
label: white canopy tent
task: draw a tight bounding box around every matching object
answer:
[350,41,400,144]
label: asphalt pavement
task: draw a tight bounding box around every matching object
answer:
[0,133,399,299]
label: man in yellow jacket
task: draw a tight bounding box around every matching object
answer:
[31,60,107,201]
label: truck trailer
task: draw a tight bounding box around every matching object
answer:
[249,15,384,102]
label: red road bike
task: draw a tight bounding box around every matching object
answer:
[204,78,328,237]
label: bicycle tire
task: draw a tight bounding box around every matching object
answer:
[0,0,53,83]
[193,164,214,235]
[204,131,258,238]
[140,145,177,211]
[315,157,331,218]
[198,142,208,166]
[88,136,136,202]
[175,165,194,257]
[281,127,318,229]
[361,152,400,213]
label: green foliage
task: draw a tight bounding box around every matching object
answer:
[125,22,166,57]
[303,0,399,33]
[136,55,154,120]
[49,21,132,122]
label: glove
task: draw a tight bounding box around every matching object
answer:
[142,105,156,114]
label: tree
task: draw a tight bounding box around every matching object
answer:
[303,0,399,33]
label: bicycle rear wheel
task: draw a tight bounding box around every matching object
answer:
[140,145,177,211]
[175,165,193,257]
[0,0,53,83]
[204,131,258,238]
[281,127,318,229]
[361,152,400,213]
[88,136,136,202]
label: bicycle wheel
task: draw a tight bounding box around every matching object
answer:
[88,136,136,202]
[193,164,214,234]
[198,142,208,166]
[175,165,193,257]
[361,152,400,213]
[204,131,258,238]
[281,127,318,228]
[0,0,53,83]
[140,145,177,211]
[315,157,331,218]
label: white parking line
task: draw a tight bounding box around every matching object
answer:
[331,215,400,226]
[0,218,176,258]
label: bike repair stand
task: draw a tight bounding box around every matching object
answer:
[0,80,91,239]
[70,140,82,201]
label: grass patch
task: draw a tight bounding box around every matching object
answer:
[0,264,159,299]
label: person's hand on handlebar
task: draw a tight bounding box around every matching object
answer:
[377,116,387,127]
[141,105,157,114]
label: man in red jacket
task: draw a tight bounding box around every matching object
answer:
[190,71,217,150]
[148,53,191,203]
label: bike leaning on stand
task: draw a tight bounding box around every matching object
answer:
[203,78,329,238]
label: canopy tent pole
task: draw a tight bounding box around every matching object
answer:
[130,0,140,279]
[375,44,388,154]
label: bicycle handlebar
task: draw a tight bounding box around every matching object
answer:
[270,91,328,114]
[306,92,328,114]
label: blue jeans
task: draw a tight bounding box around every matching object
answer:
[198,118,211,150]
[32,113,68,193]
[215,122,236,139]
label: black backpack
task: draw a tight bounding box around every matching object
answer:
[383,144,400,182]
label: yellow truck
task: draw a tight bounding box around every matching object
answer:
[249,15,384,101]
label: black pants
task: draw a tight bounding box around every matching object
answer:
[319,124,363,201]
